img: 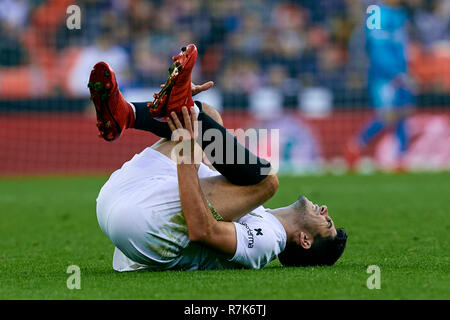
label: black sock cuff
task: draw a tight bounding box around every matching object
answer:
[132,102,172,139]
[197,111,271,185]
[194,100,203,112]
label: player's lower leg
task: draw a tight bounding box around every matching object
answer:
[395,118,408,156]
[394,118,408,171]
[196,103,272,186]
[358,118,385,148]
[132,102,172,138]
[345,117,385,170]
[132,100,272,186]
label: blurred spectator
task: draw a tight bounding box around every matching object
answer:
[0,0,29,29]
[66,26,130,97]
[409,0,450,93]
[0,19,27,66]
[413,0,450,48]
[220,59,261,109]
[0,0,448,104]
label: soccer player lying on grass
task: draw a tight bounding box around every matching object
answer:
[90,45,347,271]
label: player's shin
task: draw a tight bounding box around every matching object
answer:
[129,100,272,186]
[130,102,172,138]
[196,105,272,186]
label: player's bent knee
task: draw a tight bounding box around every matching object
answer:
[267,174,279,196]
[260,174,278,200]
[200,102,223,126]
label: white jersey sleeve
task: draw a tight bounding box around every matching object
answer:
[229,208,286,269]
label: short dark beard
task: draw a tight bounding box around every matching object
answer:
[295,195,307,213]
[295,195,313,232]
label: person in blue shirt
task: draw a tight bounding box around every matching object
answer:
[346,0,415,171]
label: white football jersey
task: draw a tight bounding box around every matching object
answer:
[173,205,287,270]
[97,146,286,271]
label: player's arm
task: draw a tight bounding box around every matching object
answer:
[168,106,237,256]
[177,162,237,255]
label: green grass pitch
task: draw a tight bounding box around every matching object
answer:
[0,173,449,299]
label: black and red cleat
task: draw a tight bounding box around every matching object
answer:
[147,44,198,118]
[88,62,135,141]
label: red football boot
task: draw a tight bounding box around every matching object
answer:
[88,62,135,141]
[147,44,198,118]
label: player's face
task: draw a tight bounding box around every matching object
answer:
[298,196,337,239]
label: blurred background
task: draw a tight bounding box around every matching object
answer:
[0,0,449,175]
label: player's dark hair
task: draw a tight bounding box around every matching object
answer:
[278,228,348,267]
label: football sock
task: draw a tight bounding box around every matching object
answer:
[131,102,172,138]
[196,102,271,186]
[130,101,271,186]
[395,118,408,156]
